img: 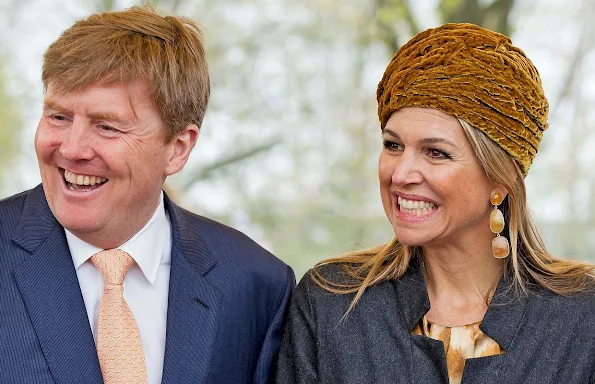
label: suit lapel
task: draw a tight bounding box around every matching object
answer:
[161,197,222,384]
[11,185,102,384]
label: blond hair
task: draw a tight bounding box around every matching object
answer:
[42,6,210,142]
[312,119,595,313]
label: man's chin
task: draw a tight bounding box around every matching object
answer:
[54,211,107,238]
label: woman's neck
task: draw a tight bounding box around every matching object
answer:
[421,237,505,326]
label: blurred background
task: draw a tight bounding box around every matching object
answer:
[0,0,593,280]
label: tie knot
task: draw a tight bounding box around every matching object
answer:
[90,249,134,285]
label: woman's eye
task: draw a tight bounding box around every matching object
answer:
[427,148,450,159]
[383,140,403,151]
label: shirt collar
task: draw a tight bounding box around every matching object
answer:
[66,191,168,284]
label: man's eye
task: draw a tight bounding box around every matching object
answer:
[51,114,67,121]
[99,125,118,132]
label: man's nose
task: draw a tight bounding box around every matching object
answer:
[59,120,95,161]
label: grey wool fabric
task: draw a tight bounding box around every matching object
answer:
[275,262,595,383]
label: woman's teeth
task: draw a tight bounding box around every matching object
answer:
[398,196,437,216]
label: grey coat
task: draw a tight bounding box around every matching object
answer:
[275,262,595,383]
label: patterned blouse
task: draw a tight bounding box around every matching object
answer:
[412,317,503,384]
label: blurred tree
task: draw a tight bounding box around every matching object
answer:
[0,59,22,186]
[533,0,595,261]
[181,0,526,278]
[374,0,515,55]
[439,0,515,35]
[161,0,530,279]
[0,0,592,278]
[173,0,595,278]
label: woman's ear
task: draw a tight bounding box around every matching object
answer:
[490,186,508,205]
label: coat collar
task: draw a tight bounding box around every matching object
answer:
[157,193,222,384]
[12,186,218,276]
[12,185,59,253]
[11,185,103,383]
[394,258,529,351]
[11,185,222,384]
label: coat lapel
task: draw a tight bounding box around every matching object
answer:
[394,261,449,383]
[480,276,529,350]
[461,274,528,382]
[161,196,222,384]
[394,259,529,383]
[11,185,102,384]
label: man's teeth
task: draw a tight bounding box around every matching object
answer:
[397,196,437,216]
[64,170,107,186]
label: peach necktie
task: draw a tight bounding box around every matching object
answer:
[91,249,148,384]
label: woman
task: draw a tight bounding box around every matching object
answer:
[275,23,595,384]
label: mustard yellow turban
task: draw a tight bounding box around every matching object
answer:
[377,23,549,175]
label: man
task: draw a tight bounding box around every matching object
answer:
[0,6,294,384]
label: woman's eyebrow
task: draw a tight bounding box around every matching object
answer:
[383,128,457,148]
[382,128,399,139]
[418,137,458,147]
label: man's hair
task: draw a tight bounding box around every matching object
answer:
[42,6,210,142]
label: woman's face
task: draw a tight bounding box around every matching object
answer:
[379,107,497,247]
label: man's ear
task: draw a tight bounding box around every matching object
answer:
[164,124,199,176]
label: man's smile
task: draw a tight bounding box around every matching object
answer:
[63,169,108,191]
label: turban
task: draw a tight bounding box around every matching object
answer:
[377,23,549,175]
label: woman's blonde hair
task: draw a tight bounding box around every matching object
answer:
[312,119,595,313]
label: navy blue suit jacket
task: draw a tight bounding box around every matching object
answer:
[0,185,295,384]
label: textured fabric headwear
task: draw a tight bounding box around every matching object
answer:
[377,23,549,175]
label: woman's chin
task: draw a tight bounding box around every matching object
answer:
[392,231,430,247]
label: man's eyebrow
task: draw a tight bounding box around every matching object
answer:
[43,100,67,112]
[87,111,127,124]
[43,99,126,124]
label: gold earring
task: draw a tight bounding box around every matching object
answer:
[490,191,509,259]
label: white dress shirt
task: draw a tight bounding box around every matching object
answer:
[66,192,171,384]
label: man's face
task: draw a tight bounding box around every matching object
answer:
[35,80,195,248]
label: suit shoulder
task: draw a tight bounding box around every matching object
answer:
[178,206,275,257]
[0,189,29,214]
[524,284,595,324]
[532,285,595,308]
[170,203,293,284]
[0,189,31,235]
[293,264,358,311]
[307,262,360,289]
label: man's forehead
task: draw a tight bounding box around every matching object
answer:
[43,79,153,117]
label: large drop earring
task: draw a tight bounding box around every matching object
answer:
[490,191,510,259]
